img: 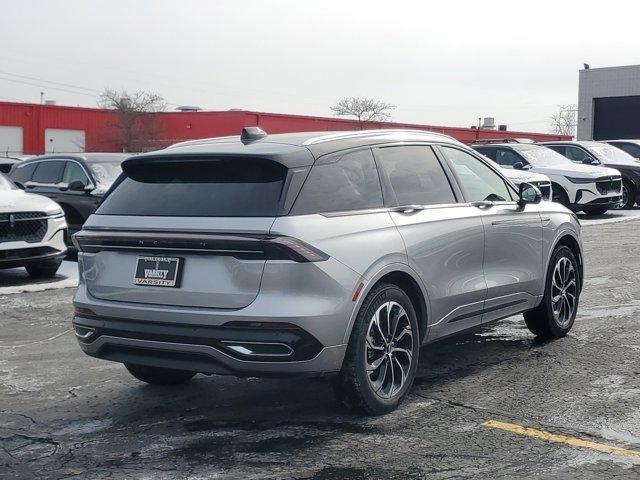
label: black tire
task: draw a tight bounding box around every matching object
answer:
[524,246,580,339]
[619,180,635,209]
[125,364,196,385]
[25,258,63,278]
[551,185,570,208]
[333,283,420,415]
[582,207,608,216]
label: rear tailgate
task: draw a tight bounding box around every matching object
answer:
[77,156,298,310]
[79,216,275,309]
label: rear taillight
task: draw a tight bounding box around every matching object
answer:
[73,230,328,263]
[261,236,328,262]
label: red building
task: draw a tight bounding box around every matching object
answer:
[0,101,569,155]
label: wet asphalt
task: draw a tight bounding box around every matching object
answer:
[2,220,640,479]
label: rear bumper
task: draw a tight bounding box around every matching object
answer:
[73,313,346,377]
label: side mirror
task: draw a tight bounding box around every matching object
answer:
[518,182,542,206]
[582,158,600,165]
[68,180,86,191]
[513,162,525,170]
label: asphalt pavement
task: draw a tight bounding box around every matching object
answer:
[1,216,640,479]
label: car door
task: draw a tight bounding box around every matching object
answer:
[438,145,543,323]
[26,160,65,202]
[374,144,487,340]
[60,160,99,234]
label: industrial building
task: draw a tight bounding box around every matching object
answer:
[0,101,568,156]
[578,64,640,140]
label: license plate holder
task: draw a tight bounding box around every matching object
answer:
[133,256,183,288]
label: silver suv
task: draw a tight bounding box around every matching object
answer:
[72,129,583,415]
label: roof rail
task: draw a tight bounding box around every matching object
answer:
[471,138,535,145]
[303,129,456,146]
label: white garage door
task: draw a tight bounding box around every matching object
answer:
[45,128,86,153]
[0,126,23,156]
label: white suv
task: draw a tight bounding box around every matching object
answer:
[500,167,552,201]
[473,143,622,215]
[0,173,67,277]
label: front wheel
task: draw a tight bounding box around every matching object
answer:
[614,180,635,209]
[582,207,609,216]
[333,283,420,415]
[551,185,570,208]
[25,258,63,278]
[524,246,580,339]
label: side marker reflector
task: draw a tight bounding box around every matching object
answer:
[352,282,364,302]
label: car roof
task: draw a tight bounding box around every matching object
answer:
[126,129,463,169]
[24,152,130,164]
[606,139,640,144]
[538,141,602,147]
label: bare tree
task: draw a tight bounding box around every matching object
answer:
[99,88,167,152]
[550,104,577,137]
[330,97,395,128]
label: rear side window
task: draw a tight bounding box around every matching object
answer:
[291,148,383,215]
[11,162,37,183]
[32,161,65,184]
[97,158,288,217]
[376,146,456,206]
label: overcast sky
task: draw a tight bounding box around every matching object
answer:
[1,0,639,133]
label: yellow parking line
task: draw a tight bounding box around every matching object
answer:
[482,420,640,459]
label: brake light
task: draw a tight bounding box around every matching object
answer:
[261,236,328,262]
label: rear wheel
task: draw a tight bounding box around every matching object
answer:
[524,246,579,339]
[333,283,419,415]
[25,258,63,278]
[125,364,196,385]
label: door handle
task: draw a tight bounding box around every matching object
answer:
[470,200,494,208]
[391,205,425,214]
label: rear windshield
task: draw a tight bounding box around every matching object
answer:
[96,158,288,217]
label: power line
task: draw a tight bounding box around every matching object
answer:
[0,70,101,93]
[0,75,98,98]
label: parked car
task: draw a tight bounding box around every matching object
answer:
[9,153,128,238]
[499,167,552,201]
[72,128,584,415]
[0,156,22,174]
[605,139,640,160]
[472,143,622,215]
[541,141,640,209]
[0,172,67,277]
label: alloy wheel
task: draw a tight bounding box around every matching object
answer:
[614,185,629,209]
[365,301,414,399]
[551,257,577,327]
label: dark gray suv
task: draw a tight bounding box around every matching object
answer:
[72,129,583,414]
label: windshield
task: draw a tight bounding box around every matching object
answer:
[517,146,574,167]
[0,173,16,191]
[586,144,640,165]
[88,161,123,189]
